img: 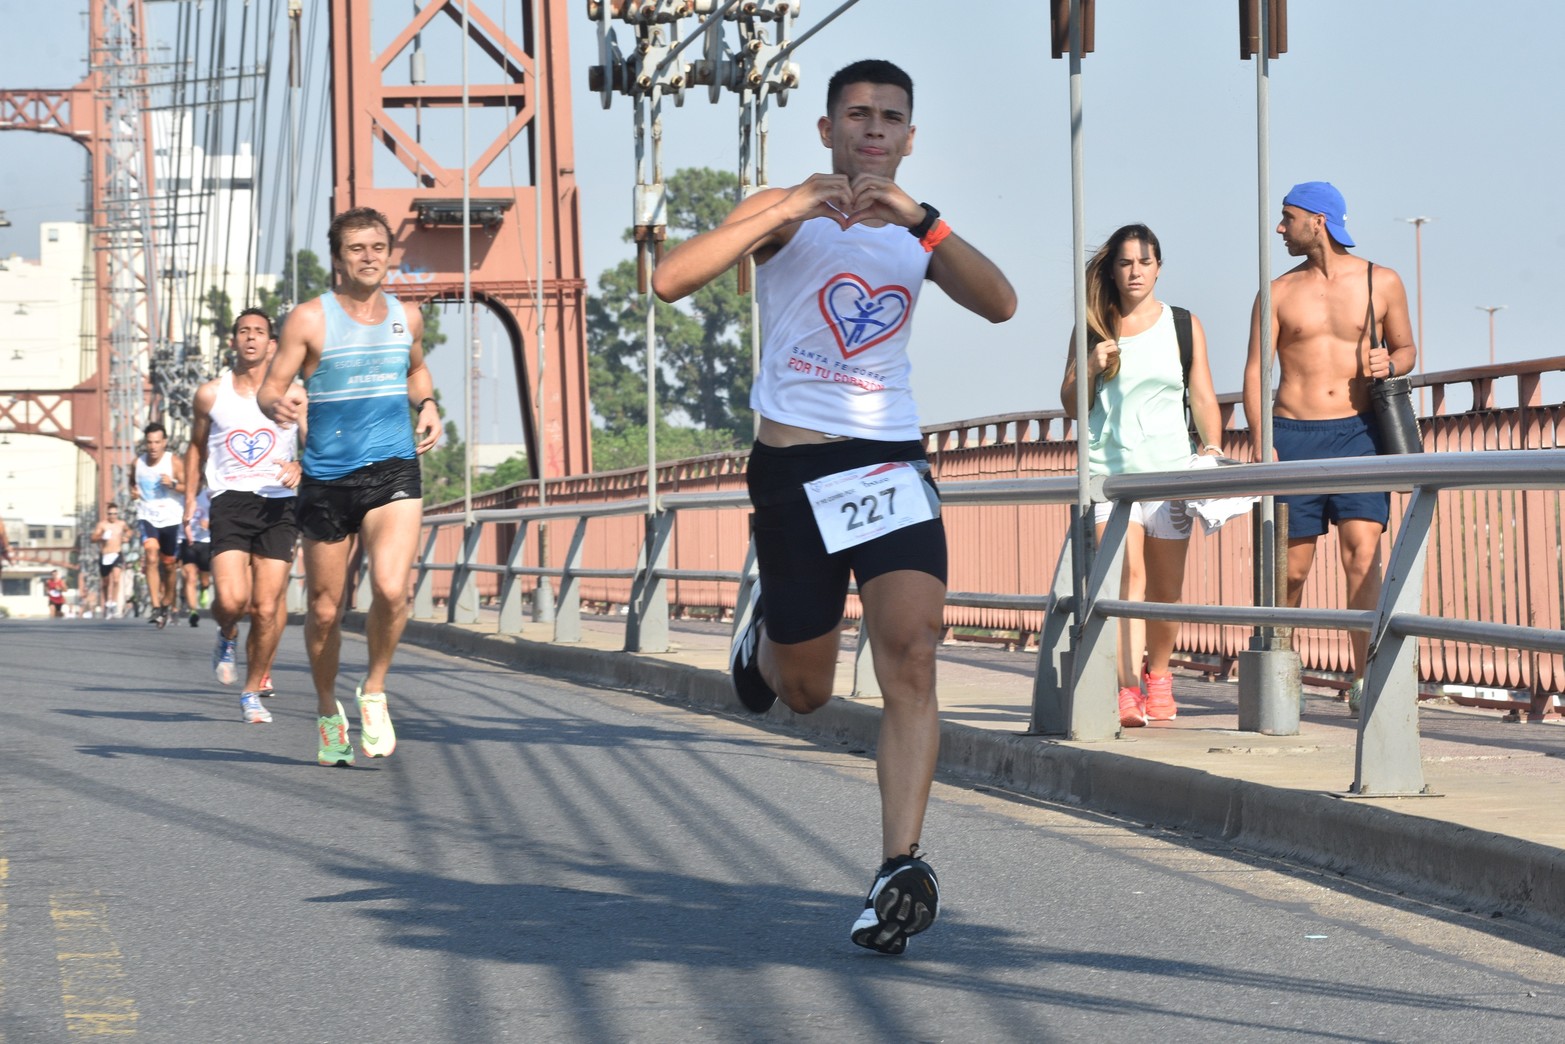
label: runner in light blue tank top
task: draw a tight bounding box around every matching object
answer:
[302,293,417,480]
[258,206,442,769]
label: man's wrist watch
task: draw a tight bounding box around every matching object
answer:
[908,203,939,239]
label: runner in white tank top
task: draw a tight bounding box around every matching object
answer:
[652,62,1017,956]
[130,421,186,627]
[186,308,306,723]
[204,370,299,499]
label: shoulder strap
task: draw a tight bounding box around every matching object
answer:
[1366,262,1377,343]
[1171,305,1197,440]
[1172,306,1193,392]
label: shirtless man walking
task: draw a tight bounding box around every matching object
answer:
[654,59,1016,954]
[1242,181,1417,715]
[260,207,441,766]
[131,421,187,628]
[90,503,133,618]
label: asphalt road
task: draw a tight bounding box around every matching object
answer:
[2,618,1563,1043]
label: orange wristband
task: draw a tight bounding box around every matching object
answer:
[920,219,952,252]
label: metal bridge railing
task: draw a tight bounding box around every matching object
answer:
[299,447,1565,802]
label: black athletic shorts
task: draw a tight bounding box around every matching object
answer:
[745,438,946,645]
[178,540,213,572]
[137,520,180,559]
[98,552,121,578]
[297,456,422,543]
[211,491,300,561]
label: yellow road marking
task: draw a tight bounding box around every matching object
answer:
[50,894,139,1036]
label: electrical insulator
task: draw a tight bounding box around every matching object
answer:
[1049,0,1096,60]
[1240,0,1288,60]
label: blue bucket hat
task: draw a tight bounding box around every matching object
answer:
[1283,181,1355,247]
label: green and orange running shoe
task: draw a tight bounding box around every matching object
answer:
[317,701,354,767]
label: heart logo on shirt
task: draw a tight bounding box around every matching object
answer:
[818,273,912,359]
[226,429,277,467]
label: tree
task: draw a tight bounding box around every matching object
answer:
[200,285,234,347]
[591,421,746,473]
[587,167,753,446]
[257,249,331,318]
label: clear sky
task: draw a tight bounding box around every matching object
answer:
[3,1,1561,444]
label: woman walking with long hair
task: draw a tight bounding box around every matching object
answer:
[1060,224,1225,727]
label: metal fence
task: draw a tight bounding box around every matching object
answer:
[410,357,1565,700]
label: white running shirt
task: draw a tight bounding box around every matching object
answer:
[752,217,930,441]
[205,371,299,498]
[134,453,183,527]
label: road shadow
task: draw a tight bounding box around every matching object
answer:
[75,744,299,765]
[303,858,1565,1041]
[56,709,209,723]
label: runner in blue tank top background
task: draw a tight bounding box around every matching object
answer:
[259,206,441,768]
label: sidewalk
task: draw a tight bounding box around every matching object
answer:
[364,611,1565,933]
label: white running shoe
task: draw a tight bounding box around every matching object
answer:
[356,680,396,758]
[240,692,273,724]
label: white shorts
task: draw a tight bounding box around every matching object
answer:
[1094,498,1193,540]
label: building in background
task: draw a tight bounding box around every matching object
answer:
[0,221,96,532]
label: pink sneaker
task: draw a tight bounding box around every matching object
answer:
[1119,686,1147,728]
[1144,671,1178,720]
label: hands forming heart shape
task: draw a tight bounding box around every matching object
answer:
[804,173,912,231]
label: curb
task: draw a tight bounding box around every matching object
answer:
[356,614,1565,934]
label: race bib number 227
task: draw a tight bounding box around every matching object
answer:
[804,460,938,555]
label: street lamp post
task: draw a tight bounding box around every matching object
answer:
[1400,216,1432,411]
[1476,304,1506,366]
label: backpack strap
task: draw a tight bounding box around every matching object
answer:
[1172,305,1194,433]
[1172,305,1193,390]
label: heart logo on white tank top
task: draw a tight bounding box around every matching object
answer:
[226,428,277,467]
[817,273,912,358]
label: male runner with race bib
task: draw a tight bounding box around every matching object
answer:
[653,59,1015,955]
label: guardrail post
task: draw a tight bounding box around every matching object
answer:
[411,526,441,620]
[1028,526,1077,735]
[286,548,306,614]
[1352,486,1436,796]
[853,620,882,699]
[554,517,589,644]
[1239,502,1301,735]
[352,544,372,613]
[624,510,673,653]
[447,522,482,624]
[1067,502,1127,741]
[496,521,531,634]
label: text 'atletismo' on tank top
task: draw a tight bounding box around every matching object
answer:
[303,292,417,480]
[206,371,299,498]
[753,217,930,441]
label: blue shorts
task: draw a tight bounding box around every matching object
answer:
[1273,414,1389,539]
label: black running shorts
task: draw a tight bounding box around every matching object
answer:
[745,438,946,645]
[137,520,180,560]
[296,456,423,543]
[211,491,299,561]
[178,540,213,572]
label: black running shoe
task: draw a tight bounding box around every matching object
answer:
[850,852,940,955]
[189,610,199,627]
[153,606,169,629]
[729,586,777,714]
